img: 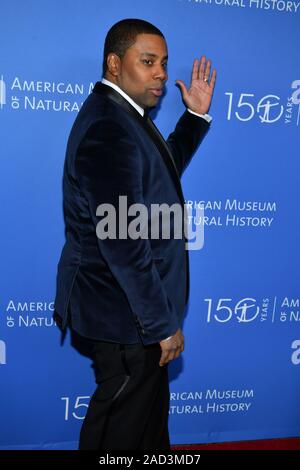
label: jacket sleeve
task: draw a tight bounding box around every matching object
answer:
[75,119,179,345]
[166,110,210,178]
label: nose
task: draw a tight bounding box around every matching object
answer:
[153,64,167,83]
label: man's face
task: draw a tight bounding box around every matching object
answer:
[112,34,168,109]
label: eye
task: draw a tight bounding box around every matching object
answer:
[162,62,168,69]
[142,59,153,65]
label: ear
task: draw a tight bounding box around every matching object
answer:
[106,53,121,77]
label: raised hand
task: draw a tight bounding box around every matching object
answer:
[176,55,216,115]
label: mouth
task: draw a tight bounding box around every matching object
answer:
[148,88,163,97]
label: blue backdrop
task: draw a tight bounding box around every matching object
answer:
[1,0,300,450]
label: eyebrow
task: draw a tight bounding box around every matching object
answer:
[141,52,168,61]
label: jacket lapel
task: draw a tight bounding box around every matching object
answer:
[92,82,185,207]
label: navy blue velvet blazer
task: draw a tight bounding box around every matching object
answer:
[54,82,210,345]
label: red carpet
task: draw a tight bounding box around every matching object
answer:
[172,438,300,450]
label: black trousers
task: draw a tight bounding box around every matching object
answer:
[78,340,170,451]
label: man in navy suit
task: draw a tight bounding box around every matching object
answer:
[54,18,216,450]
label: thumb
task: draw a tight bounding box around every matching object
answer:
[175,80,188,101]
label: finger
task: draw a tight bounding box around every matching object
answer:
[175,80,188,100]
[171,344,183,362]
[209,68,217,90]
[174,349,181,360]
[160,345,179,366]
[204,59,211,82]
[199,55,206,81]
[191,59,199,83]
[159,350,170,367]
[166,349,177,364]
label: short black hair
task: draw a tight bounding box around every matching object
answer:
[102,18,164,76]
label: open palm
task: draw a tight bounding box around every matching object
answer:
[176,55,216,115]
